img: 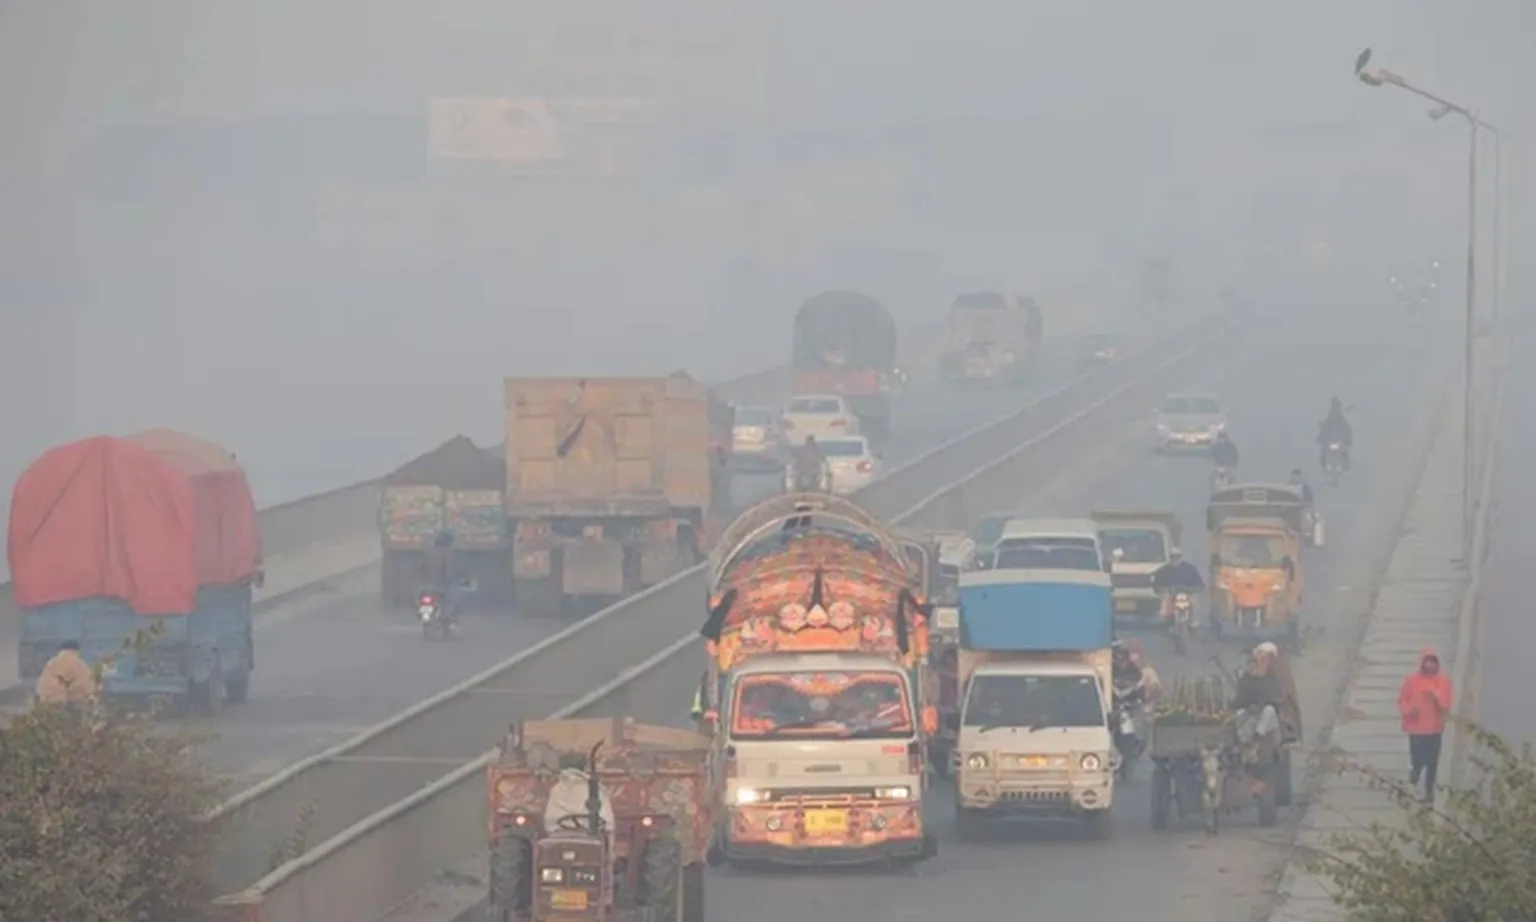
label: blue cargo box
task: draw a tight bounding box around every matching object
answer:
[958,568,1113,652]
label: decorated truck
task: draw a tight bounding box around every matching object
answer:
[485,717,710,922]
[378,435,508,608]
[948,568,1116,839]
[790,291,898,447]
[696,493,939,867]
[9,429,262,714]
[504,373,732,615]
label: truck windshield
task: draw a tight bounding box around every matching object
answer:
[994,537,1101,571]
[1099,528,1166,563]
[1217,533,1288,568]
[730,671,914,740]
[935,564,961,605]
[963,674,1104,729]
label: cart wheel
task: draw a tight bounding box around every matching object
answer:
[1275,750,1294,808]
[1151,764,1172,831]
[1258,782,1280,827]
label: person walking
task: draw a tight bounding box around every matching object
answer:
[1397,647,1452,802]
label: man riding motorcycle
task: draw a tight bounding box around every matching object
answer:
[1318,397,1352,470]
[417,531,461,624]
[1211,431,1240,470]
[1151,547,1205,624]
[1288,468,1315,504]
[1110,641,1161,776]
[790,435,829,491]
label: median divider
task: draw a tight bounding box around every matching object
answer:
[209,299,1251,922]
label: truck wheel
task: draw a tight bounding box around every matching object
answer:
[488,832,531,920]
[1082,809,1114,840]
[195,657,225,717]
[1151,764,1172,831]
[642,832,683,921]
[225,668,250,705]
[954,806,985,841]
[681,862,705,922]
[516,577,563,619]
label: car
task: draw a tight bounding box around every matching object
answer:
[731,405,786,468]
[1154,392,1227,452]
[978,517,1108,572]
[968,509,1035,562]
[1078,333,1123,368]
[780,394,861,443]
[818,436,881,494]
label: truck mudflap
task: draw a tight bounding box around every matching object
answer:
[720,802,934,867]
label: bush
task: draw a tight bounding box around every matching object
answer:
[0,700,226,922]
[1303,721,1536,921]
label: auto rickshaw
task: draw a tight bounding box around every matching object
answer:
[1205,485,1307,650]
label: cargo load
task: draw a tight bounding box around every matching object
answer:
[8,429,261,712]
[378,436,508,607]
[791,290,897,444]
[505,373,731,613]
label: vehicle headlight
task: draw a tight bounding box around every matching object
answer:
[934,608,960,629]
[734,787,765,805]
[1271,581,1284,591]
[966,753,989,770]
[1079,754,1102,772]
[876,786,912,800]
[540,868,564,883]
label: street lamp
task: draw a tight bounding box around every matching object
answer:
[1353,47,1487,561]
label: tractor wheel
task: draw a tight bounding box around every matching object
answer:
[642,832,684,922]
[488,832,531,921]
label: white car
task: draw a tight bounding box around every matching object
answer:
[780,394,861,444]
[1154,392,1227,452]
[819,436,881,494]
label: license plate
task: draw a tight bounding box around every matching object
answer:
[549,890,588,911]
[1114,599,1139,613]
[803,809,848,835]
[1017,755,1050,767]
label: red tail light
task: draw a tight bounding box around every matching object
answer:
[420,595,434,604]
[829,418,845,427]
[856,460,872,473]
[907,741,923,774]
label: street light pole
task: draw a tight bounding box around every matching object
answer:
[1353,49,1486,561]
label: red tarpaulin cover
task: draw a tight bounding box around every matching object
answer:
[7,429,263,615]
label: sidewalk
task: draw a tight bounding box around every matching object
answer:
[1268,413,1468,921]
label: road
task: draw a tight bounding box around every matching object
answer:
[198,344,1103,785]
[549,302,1452,922]
[1475,307,1531,748]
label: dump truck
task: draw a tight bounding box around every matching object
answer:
[697,493,939,867]
[9,429,262,714]
[378,435,508,608]
[939,291,1035,385]
[790,291,898,447]
[486,717,711,922]
[505,374,732,615]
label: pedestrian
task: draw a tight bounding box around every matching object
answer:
[1397,647,1452,802]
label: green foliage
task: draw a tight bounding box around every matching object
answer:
[0,626,226,922]
[1302,721,1536,921]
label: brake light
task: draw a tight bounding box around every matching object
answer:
[420,595,434,604]
[856,460,872,473]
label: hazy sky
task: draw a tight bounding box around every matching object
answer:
[2,1,1527,579]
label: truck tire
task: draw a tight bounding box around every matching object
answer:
[954,806,985,842]
[195,656,225,717]
[517,576,563,619]
[642,833,683,921]
[682,863,705,922]
[1082,808,1114,840]
[488,832,531,921]
[1151,764,1172,831]
[225,667,250,705]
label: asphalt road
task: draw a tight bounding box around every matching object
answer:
[198,344,1101,784]
[1475,309,1530,748]
[556,302,1450,922]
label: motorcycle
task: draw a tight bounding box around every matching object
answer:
[417,584,469,640]
[1322,443,1346,483]
[1164,591,1195,655]
[1111,685,1145,781]
[1209,465,1234,492]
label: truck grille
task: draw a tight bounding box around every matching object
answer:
[998,790,1071,803]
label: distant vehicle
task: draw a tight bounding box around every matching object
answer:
[939,291,1035,386]
[792,291,898,446]
[818,436,881,494]
[780,394,862,442]
[977,517,1108,573]
[731,405,786,468]
[1079,333,1123,368]
[1154,392,1227,453]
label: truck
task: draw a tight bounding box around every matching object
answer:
[378,435,508,608]
[485,717,710,922]
[697,493,939,867]
[505,373,732,616]
[1092,509,1180,621]
[938,291,1035,385]
[791,291,898,448]
[949,567,1116,840]
[8,429,262,714]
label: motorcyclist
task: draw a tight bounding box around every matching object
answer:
[417,530,460,619]
[1318,397,1352,469]
[1150,547,1205,623]
[1234,642,1286,712]
[790,435,828,491]
[1210,431,1240,469]
[1288,468,1315,504]
[1111,642,1149,706]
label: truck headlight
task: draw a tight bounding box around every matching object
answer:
[734,788,765,805]
[540,868,564,883]
[966,753,989,770]
[934,608,959,629]
[1079,754,1102,772]
[875,786,912,800]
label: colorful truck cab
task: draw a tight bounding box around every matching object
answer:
[698,493,938,867]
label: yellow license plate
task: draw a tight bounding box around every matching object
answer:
[803,809,848,835]
[1114,599,1139,612]
[549,890,588,911]
[1017,755,1051,767]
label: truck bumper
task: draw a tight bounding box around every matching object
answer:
[722,834,933,866]
[722,803,932,866]
[957,775,1113,817]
